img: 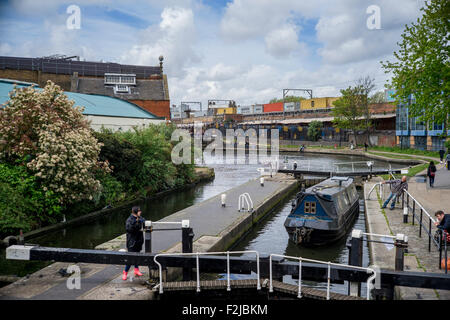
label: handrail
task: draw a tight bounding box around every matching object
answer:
[268,254,376,300]
[238,193,253,212]
[366,182,384,201]
[403,189,435,223]
[153,250,260,294]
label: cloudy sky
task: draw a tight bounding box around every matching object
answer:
[0,0,426,109]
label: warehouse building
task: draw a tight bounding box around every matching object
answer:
[0,55,170,119]
[0,79,164,131]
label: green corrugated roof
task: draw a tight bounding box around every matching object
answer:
[0,79,161,119]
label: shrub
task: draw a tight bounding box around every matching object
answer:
[0,81,109,205]
[0,163,62,235]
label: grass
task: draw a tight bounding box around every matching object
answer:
[281,144,346,149]
[367,151,431,162]
[368,146,441,159]
[376,189,394,235]
[380,163,428,180]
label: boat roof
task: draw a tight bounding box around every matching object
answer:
[305,177,354,196]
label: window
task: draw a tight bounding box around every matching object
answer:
[104,73,136,85]
[115,84,129,93]
[304,202,310,213]
[304,201,316,214]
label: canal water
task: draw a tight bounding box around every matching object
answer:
[1,152,404,293]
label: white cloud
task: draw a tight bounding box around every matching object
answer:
[264,24,307,58]
[120,7,199,77]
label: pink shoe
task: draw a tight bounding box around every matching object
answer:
[134,268,143,277]
[122,271,128,281]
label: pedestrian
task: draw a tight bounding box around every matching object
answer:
[446,152,450,171]
[427,161,437,188]
[439,148,445,164]
[381,176,408,210]
[122,206,145,281]
[364,142,368,152]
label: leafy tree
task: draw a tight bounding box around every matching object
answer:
[331,86,365,139]
[0,81,109,205]
[269,96,305,103]
[356,76,376,146]
[369,91,387,104]
[307,120,323,141]
[381,0,449,137]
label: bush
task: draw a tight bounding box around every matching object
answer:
[94,128,143,189]
[0,81,109,205]
[0,163,62,235]
[307,121,323,141]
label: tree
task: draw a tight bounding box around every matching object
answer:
[269,96,305,103]
[0,81,109,205]
[381,0,449,138]
[307,120,323,141]
[356,76,376,146]
[369,91,387,104]
[331,86,364,140]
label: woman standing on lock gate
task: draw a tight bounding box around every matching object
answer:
[122,206,146,281]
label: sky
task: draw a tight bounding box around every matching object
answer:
[0,0,426,109]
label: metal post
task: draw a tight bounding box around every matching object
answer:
[395,234,407,271]
[403,206,408,224]
[439,230,443,270]
[144,223,152,253]
[182,221,194,281]
[428,218,432,252]
[445,232,448,274]
[348,229,363,297]
[412,201,415,226]
[419,209,423,237]
[401,192,404,209]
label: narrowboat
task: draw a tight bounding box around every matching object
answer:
[284,176,359,246]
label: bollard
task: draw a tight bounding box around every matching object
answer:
[260,177,264,187]
[144,221,152,253]
[403,206,408,224]
[182,220,194,281]
[221,194,226,207]
[348,229,363,297]
[395,234,408,271]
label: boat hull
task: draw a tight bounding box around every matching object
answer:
[285,199,360,246]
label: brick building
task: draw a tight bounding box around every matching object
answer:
[0,55,170,119]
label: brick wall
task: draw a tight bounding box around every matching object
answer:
[130,99,170,119]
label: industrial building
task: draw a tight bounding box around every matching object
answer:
[0,55,170,119]
[0,79,164,131]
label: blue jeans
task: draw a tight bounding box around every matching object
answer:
[382,192,397,209]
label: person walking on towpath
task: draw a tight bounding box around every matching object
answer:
[381,176,408,210]
[446,153,450,170]
[427,161,437,188]
[122,206,146,281]
[439,148,445,164]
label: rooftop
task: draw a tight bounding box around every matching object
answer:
[0,79,162,119]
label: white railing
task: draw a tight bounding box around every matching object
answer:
[268,254,377,300]
[366,182,385,201]
[333,161,373,173]
[238,193,254,212]
[153,250,260,294]
[403,189,436,224]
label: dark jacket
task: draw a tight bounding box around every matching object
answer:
[385,179,408,196]
[126,214,145,251]
[427,165,436,177]
[437,214,450,233]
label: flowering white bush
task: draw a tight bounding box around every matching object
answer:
[0,81,109,204]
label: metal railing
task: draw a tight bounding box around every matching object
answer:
[402,189,449,273]
[268,254,376,300]
[153,250,260,294]
[238,193,254,212]
[333,161,373,173]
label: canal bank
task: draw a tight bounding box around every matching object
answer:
[1,167,215,246]
[364,176,450,300]
[0,173,298,300]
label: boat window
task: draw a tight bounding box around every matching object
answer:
[310,202,316,214]
[304,201,310,213]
